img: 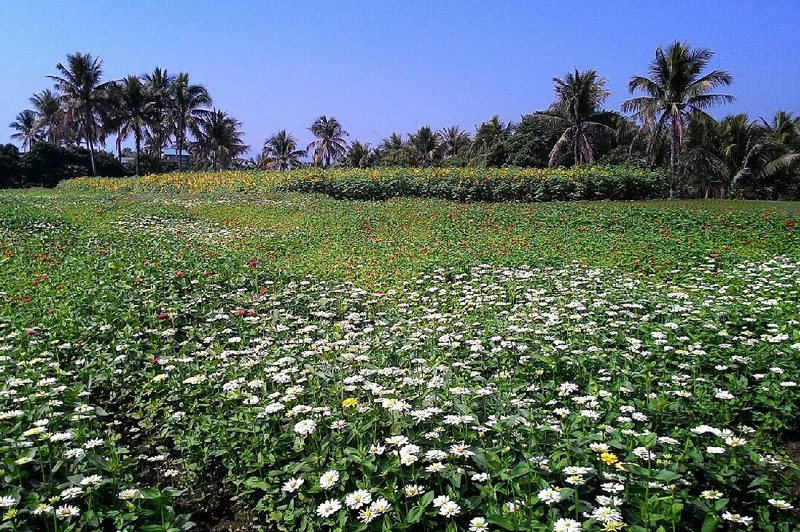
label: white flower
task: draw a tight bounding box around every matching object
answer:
[0,496,18,508]
[449,443,475,457]
[56,505,81,519]
[439,500,461,517]
[32,503,53,515]
[60,487,83,500]
[553,518,582,532]
[426,462,446,473]
[369,497,391,514]
[590,506,623,523]
[706,446,726,454]
[282,477,304,493]
[432,495,451,508]
[345,489,372,509]
[768,498,794,510]
[119,488,141,500]
[404,484,425,497]
[80,474,102,486]
[293,419,317,436]
[319,470,339,489]
[469,517,489,532]
[538,487,562,505]
[724,436,747,447]
[722,512,753,525]
[316,498,342,518]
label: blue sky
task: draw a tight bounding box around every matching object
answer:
[1,1,798,156]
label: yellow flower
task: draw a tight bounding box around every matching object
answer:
[600,452,619,465]
[341,397,359,408]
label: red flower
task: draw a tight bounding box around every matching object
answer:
[151,357,161,365]
[157,313,169,320]
[176,272,185,277]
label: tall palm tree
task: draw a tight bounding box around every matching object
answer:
[760,111,800,178]
[378,133,405,152]
[191,109,248,171]
[143,67,175,158]
[682,113,778,198]
[108,75,156,176]
[48,52,113,175]
[409,126,442,166]
[308,116,348,167]
[439,125,471,157]
[622,41,734,197]
[345,141,373,168]
[171,73,212,171]
[472,115,514,154]
[9,110,40,152]
[535,69,617,167]
[29,90,64,143]
[261,130,305,170]
[376,133,414,166]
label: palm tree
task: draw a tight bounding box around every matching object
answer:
[622,41,734,197]
[171,73,212,171]
[108,75,155,176]
[144,67,175,158]
[376,133,414,166]
[682,113,778,198]
[48,52,113,175]
[535,69,617,167]
[408,126,442,166]
[759,111,800,178]
[191,109,248,171]
[308,116,348,167]
[439,125,471,157]
[29,90,64,143]
[262,130,305,170]
[472,115,514,154]
[345,141,373,168]
[379,133,405,152]
[9,110,40,152]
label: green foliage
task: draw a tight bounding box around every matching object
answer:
[282,166,665,202]
[0,189,798,530]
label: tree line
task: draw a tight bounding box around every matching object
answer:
[4,42,799,199]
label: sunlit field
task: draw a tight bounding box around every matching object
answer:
[1,188,798,531]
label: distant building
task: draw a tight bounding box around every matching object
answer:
[162,148,190,167]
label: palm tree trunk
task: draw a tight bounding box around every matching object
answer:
[85,108,97,176]
[135,130,141,177]
[177,134,183,171]
[668,117,682,200]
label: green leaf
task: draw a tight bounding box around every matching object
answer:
[702,513,720,532]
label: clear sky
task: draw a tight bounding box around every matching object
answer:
[1,1,798,156]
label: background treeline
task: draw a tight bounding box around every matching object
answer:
[4,42,800,199]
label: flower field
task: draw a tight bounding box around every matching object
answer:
[61,166,664,202]
[1,188,799,531]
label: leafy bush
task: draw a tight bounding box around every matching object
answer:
[282,166,665,202]
[62,166,666,202]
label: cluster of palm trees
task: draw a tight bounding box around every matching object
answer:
[9,52,247,175]
[9,43,800,198]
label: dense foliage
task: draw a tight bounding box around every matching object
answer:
[9,43,799,200]
[60,167,665,202]
[0,143,125,188]
[1,189,798,531]
[282,167,665,202]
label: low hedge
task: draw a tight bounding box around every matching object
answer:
[283,166,665,202]
[61,166,666,202]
